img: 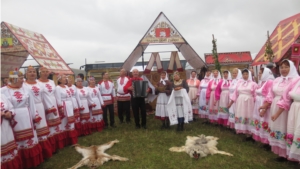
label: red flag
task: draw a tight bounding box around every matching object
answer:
[155,28,170,37]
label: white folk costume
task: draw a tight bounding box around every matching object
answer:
[155,74,172,121]
[116,76,131,123]
[38,79,63,151]
[24,81,52,159]
[197,74,211,119]
[215,71,232,126]
[230,70,257,134]
[77,86,94,135]
[186,75,201,115]
[1,94,22,169]
[264,60,299,158]
[277,77,300,162]
[206,72,221,123]
[55,85,78,146]
[251,68,274,144]
[228,69,242,128]
[1,85,43,169]
[167,72,192,129]
[68,84,82,135]
[87,86,105,131]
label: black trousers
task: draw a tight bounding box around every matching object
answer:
[131,98,146,127]
[117,101,131,122]
[102,104,114,126]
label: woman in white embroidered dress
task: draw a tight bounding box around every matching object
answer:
[206,70,221,123]
[277,76,300,162]
[87,76,105,132]
[197,70,211,122]
[37,67,63,151]
[259,59,299,161]
[24,66,52,159]
[55,74,78,146]
[251,68,274,145]
[186,71,201,119]
[228,69,257,137]
[76,78,95,136]
[1,94,22,169]
[227,68,242,129]
[1,70,43,169]
[67,76,82,136]
[215,70,232,126]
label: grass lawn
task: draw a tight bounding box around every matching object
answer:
[36,115,298,169]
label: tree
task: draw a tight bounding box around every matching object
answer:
[212,34,222,78]
[264,31,275,69]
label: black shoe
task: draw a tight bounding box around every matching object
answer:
[142,125,147,129]
[275,157,287,162]
[165,120,170,129]
[126,120,131,124]
[110,125,116,128]
[180,123,184,131]
[244,136,254,142]
[104,126,108,129]
[161,121,166,129]
[136,125,141,129]
[176,123,180,131]
[263,144,271,151]
[120,121,124,124]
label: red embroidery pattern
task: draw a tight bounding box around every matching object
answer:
[69,88,74,95]
[93,89,97,96]
[13,91,23,103]
[66,89,71,97]
[1,102,4,111]
[31,85,40,96]
[45,84,52,92]
[65,123,71,130]
[55,125,60,132]
[80,90,86,96]
[26,139,34,146]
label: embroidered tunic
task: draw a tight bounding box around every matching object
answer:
[186,78,200,113]
[197,77,211,118]
[1,86,43,168]
[251,80,273,144]
[98,80,116,105]
[155,79,172,120]
[116,76,131,101]
[277,77,300,161]
[1,94,22,169]
[87,86,105,131]
[230,80,257,134]
[264,77,294,158]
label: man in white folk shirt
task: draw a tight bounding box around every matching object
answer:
[116,69,132,124]
[98,72,116,128]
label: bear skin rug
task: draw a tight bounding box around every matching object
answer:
[169,134,233,159]
[68,140,128,169]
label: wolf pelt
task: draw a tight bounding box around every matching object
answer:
[169,134,233,159]
[68,140,128,169]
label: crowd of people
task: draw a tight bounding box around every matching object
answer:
[1,59,299,168]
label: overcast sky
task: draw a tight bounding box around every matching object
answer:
[2,0,300,69]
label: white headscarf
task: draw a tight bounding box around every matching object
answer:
[261,67,275,82]
[160,71,169,85]
[189,71,198,85]
[223,70,232,85]
[280,59,299,81]
[241,69,252,86]
[213,71,221,84]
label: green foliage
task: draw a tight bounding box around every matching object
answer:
[212,35,222,77]
[264,31,275,62]
[35,116,298,169]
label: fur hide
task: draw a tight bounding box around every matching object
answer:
[169,134,233,159]
[68,140,128,169]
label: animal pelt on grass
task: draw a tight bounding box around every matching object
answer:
[169,134,233,159]
[68,140,128,169]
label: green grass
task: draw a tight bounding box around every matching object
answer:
[36,115,298,169]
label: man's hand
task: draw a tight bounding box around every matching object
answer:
[127,86,133,91]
